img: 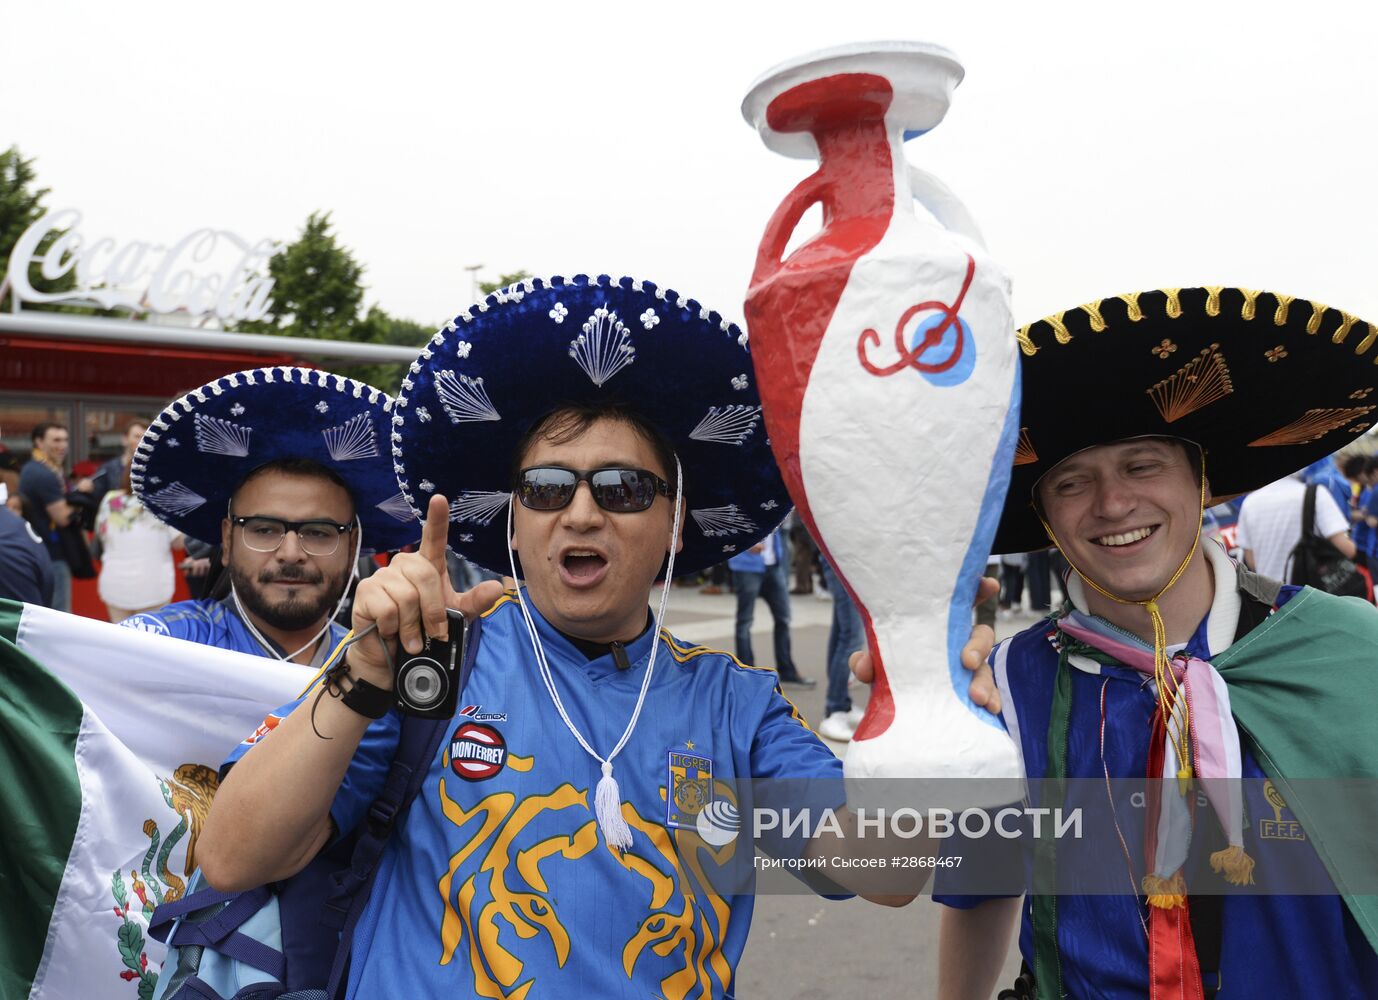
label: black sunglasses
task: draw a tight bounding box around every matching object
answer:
[517,466,672,513]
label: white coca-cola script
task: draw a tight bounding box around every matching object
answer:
[8,209,278,324]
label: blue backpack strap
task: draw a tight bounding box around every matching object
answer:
[165,925,287,984]
[323,614,483,998]
[148,885,246,941]
[154,887,286,982]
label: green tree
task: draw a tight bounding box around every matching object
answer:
[0,145,78,307]
[340,306,433,391]
[245,210,461,395]
[251,211,366,340]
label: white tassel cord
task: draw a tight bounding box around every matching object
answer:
[507,456,684,852]
[595,760,633,852]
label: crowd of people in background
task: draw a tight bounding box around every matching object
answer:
[3,417,1375,674]
[0,417,186,617]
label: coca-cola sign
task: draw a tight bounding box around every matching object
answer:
[7,209,278,324]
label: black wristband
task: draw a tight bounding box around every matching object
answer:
[327,654,394,720]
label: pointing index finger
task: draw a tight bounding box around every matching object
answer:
[420,493,451,571]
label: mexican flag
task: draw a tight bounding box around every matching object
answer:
[0,599,314,1000]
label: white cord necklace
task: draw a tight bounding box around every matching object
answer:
[231,514,363,664]
[506,456,683,851]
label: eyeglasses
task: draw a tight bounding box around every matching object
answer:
[232,515,355,556]
[517,466,671,513]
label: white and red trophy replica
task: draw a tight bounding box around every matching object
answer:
[743,42,1023,801]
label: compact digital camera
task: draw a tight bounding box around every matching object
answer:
[394,609,469,719]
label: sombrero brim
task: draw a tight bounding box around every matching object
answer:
[995,286,1377,553]
[132,367,422,551]
[392,274,792,576]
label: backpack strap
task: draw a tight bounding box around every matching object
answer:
[148,886,246,938]
[322,613,484,998]
[1284,486,1319,586]
[148,885,287,982]
[1235,561,1283,638]
[1301,483,1319,540]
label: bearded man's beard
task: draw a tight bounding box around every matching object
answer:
[230,560,348,633]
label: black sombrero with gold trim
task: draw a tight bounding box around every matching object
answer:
[994,286,1377,553]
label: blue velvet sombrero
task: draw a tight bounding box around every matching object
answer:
[392,273,791,575]
[131,367,421,551]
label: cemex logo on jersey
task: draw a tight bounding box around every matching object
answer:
[449,722,508,781]
[458,704,508,722]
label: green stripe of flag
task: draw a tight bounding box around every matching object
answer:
[0,599,86,1000]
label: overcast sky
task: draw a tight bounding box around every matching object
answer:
[4,0,1376,336]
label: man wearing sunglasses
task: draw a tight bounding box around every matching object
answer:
[122,368,425,667]
[201,276,1001,998]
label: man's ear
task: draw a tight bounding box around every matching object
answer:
[221,517,233,553]
[509,503,523,555]
[671,503,686,554]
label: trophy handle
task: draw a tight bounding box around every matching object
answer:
[752,171,828,284]
[908,164,986,249]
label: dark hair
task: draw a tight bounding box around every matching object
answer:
[512,405,681,497]
[234,458,356,515]
[1341,454,1368,480]
[31,422,66,444]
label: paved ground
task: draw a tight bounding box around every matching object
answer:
[660,583,1034,998]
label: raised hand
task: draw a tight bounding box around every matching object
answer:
[348,494,507,684]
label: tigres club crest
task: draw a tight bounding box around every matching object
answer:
[666,750,713,829]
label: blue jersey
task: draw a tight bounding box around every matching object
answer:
[1303,456,1351,514]
[936,583,1378,998]
[227,591,843,999]
[1361,486,1378,559]
[121,596,348,666]
[0,506,54,605]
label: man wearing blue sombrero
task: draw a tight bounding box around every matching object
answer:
[198,275,997,997]
[122,368,422,667]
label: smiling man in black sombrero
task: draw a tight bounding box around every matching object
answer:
[925,287,1378,999]
[197,274,997,998]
